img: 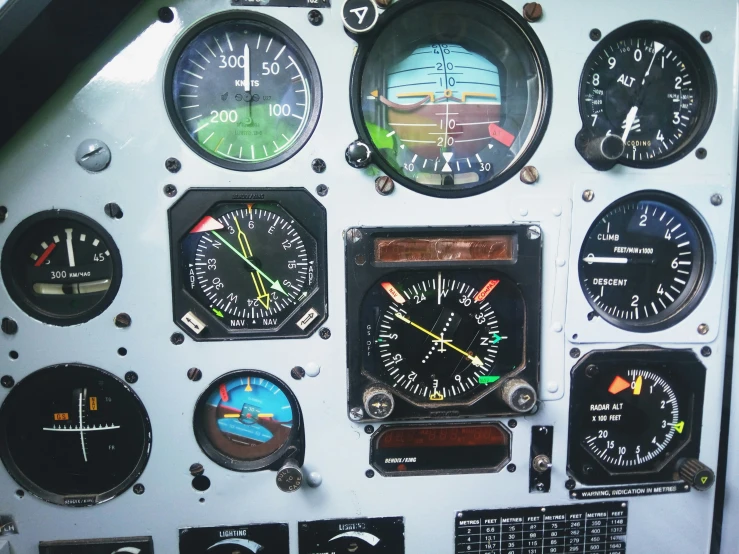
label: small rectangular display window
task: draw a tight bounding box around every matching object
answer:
[374,235,516,263]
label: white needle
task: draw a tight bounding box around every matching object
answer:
[437,271,442,304]
[583,254,629,264]
[621,106,639,143]
[642,41,665,84]
[65,228,76,268]
[78,393,88,463]
[244,42,250,92]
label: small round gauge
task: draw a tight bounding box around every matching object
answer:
[576,21,716,169]
[0,364,152,506]
[166,13,322,171]
[578,191,712,331]
[193,371,301,471]
[351,0,551,197]
[361,271,525,405]
[1,210,122,326]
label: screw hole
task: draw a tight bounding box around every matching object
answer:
[572,334,578,340]
[199,497,205,503]
[15,489,24,498]
[158,7,175,23]
[192,475,211,492]
[696,148,707,160]
[117,347,127,357]
[104,203,123,220]
[8,351,18,360]
[0,206,7,222]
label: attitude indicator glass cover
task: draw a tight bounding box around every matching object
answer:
[351,0,551,197]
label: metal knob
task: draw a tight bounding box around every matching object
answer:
[501,379,537,413]
[677,458,715,491]
[532,454,552,474]
[363,386,395,419]
[275,459,303,493]
[599,134,625,160]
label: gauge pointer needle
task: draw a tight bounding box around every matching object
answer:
[642,41,664,84]
[234,218,270,309]
[621,106,639,143]
[244,42,250,92]
[394,312,484,367]
[583,255,629,264]
[210,230,287,295]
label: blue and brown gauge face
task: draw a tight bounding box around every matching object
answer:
[354,0,550,196]
[166,14,321,171]
[360,270,525,406]
[0,365,152,506]
[0,210,122,326]
[194,371,299,470]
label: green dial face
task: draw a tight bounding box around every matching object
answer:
[167,15,321,170]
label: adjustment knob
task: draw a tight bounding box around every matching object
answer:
[275,459,303,493]
[501,379,537,413]
[599,134,625,160]
[363,386,395,419]
[677,458,715,491]
[345,140,372,168]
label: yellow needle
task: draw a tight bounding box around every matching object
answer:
[235,218,270,310]
[394,312,483,367]
[257,413,274,418]
[246,377,252,392]
[223,414,241,418]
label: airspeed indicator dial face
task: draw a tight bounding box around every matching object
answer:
[578,193,711,331]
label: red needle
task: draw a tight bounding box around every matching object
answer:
[34,243,56,267]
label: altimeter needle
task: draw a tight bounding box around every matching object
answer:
[211,230,287,295]
[394,312,484,367]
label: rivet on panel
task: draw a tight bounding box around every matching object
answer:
[582,190,594,202]
[305,362,321,377]
[556,258,566,267]
[520,165,539,184]
[552,206,562,217]
[697,323,709,335]
[546,382,559,393]
[711,194,723,206]
[550,322,562,333]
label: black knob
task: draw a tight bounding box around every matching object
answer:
[276,459,303,493]
[677,458,715,491]
[501,379,537,413]
[345,140,372,169]
[600,134,625,160]
[1,317,18,335]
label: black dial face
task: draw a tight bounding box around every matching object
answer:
[579,192,711,331]
[0,364,152,506]
[193,371,301,471]
[361,271,525,406]
[577,22,715,169]
[1,210,122,326]
[352,0,550,197]
[182,202,318,332]
[166,13,322,171]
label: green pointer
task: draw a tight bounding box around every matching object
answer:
[211,231,287,296]
[212,308,224,318]
[479,376,501,385]
[491,333,503,344]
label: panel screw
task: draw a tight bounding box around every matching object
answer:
[698,323,709,335]
[508,419,518,428]
[582,189,594,202]
[522,2,543,22]
[583,464,594,475]
[75,139,112,172]
[187,367,202,381]
[570,348,581,359]
[133,483,145,495]
[700,31,712,44]
[316,184,329,197]
[696,148,707,159]
[311,158,326,173]
[346,228,363,243]
[536,482,545,491]
[507,463,517,473]
[355,254,366,266]
[701,346,712,357]
[104,203,123,219]
[114,313,131,328]
[125,371,138,384]
[163,184,178,197]
[1,317,18,335]
[171,332,185,345]
[319,327,331,340]
[365,469,375,478]
[349,407,364,421]
[589,28,601,41]
[308,9,323,25]
[526,226,541,240]
[165,157,181,173]
[0,206,6,222]
[711,194,723,206]
[375,175,395,195]
[189,463,204,476]
[520,165,539,184]
[1,375,14,389]
[291,366,306,380]
[585,364,598,377]
[565,479,576,490]
[364,425,374,434]
[158,7,175,22]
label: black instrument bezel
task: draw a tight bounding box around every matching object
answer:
[345,225,541,422]
[168,188,328,341]
[346,0,552,198]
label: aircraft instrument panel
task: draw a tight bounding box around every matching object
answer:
[0,0,738,552]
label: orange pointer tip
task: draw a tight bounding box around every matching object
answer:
[608,376,630,395]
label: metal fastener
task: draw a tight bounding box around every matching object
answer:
[308,9,323,25]
[125,371,138,384]
[1,317,18,335]
[189,463,204,476]
[365,469,375,478]
[697,323,709,335]
[316,184,329,197]
[520,165,539,184]
[76,139,112,173]
[291,366,306,380]
[163,184,178,197]
[187,368,202,381]
[349,407,364,421]
[114,313,131,328]
[375,175,395,195]
[700,31,712,44]
[565,479,576,490]
[696,148,707,160]
[319,327,331,340]
[582,189,594,202]
[1,375,14,389]
[507,464,517,473]
[165,157,181,173]
[701,346,712,357]
[311,158,326,173]
[589,29,601,41]
[570,348,581,359]
[346,228,363,243]
[171,332,185,345]
[158,7,175,23]
[0,206,7,223]
[522,2,543,22]
[711,194,723,206]
[104,203,123,219]
[364,425,374,435]
[526,226,541,240]
[133,483,145,495]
